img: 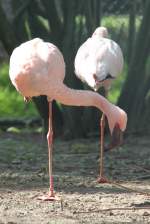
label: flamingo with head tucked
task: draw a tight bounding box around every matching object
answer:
[9,37,127,200]
[74,27,125,182]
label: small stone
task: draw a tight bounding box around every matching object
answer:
[109,211,114,216]
[143,211,150,216]
[4,206,8,210]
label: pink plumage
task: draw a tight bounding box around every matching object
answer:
[75,27,124,91]
[9,38,65,99]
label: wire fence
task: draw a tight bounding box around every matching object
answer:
[102,0,144,14]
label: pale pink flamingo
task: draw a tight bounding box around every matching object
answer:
[9,38,127,201]
[74,27,125,183]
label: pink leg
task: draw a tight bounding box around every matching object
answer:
[47,101,54,197]
[97,89,109,183]
[97,88,123,183]
[97,113,109,183]
[38,101,60,201]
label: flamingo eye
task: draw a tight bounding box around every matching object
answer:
[93,74,97,81]
[106,73,114,80]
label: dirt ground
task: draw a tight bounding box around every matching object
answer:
[0,132,150,224]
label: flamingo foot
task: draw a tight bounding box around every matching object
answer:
[97,176,109,184]
[38,192,61,201]
[105,123,123,152]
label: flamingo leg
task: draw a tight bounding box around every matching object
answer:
[47,101,54,197]
[97,87,123,183]
[97,89,109,183]
[97,113,109,183]
[38,101,60,201]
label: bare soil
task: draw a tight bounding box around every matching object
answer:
[0,132,150,224]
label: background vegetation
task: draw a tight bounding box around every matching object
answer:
[0,0,150,138]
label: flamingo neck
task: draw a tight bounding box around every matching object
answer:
[49,83,113,117]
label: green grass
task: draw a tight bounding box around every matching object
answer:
[0,63,38,118]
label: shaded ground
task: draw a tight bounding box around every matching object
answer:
[0,132,150,223]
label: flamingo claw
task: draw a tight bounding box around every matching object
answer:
[37,193,61,201]
[104,123,123,152]
[97,176,109,183]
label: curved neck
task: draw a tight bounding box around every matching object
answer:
[50,83,112,116]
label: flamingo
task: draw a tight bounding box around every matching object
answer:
[9,38,127,201]
[74,27,124,183]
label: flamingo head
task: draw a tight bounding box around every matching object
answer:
[92,27,109,38]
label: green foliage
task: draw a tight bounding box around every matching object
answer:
[7,126,21,133]
[102,15,141,34]
[108,63,127,104]
[102,15,129,30]
[0,63,38,118]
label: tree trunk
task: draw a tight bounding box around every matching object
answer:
[118,0,150,132]
[61,0,85,138]
[0,4,17,54]
[127,0,136,64]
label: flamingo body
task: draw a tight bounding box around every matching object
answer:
[9,38,65,99]
[75,27,124,91]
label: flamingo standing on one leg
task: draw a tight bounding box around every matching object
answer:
[9,38,127,201]
[74,27,124,183]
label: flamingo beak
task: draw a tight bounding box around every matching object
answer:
[104,123,123,152]
[93,74,114,91]
[93,74,103,90]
